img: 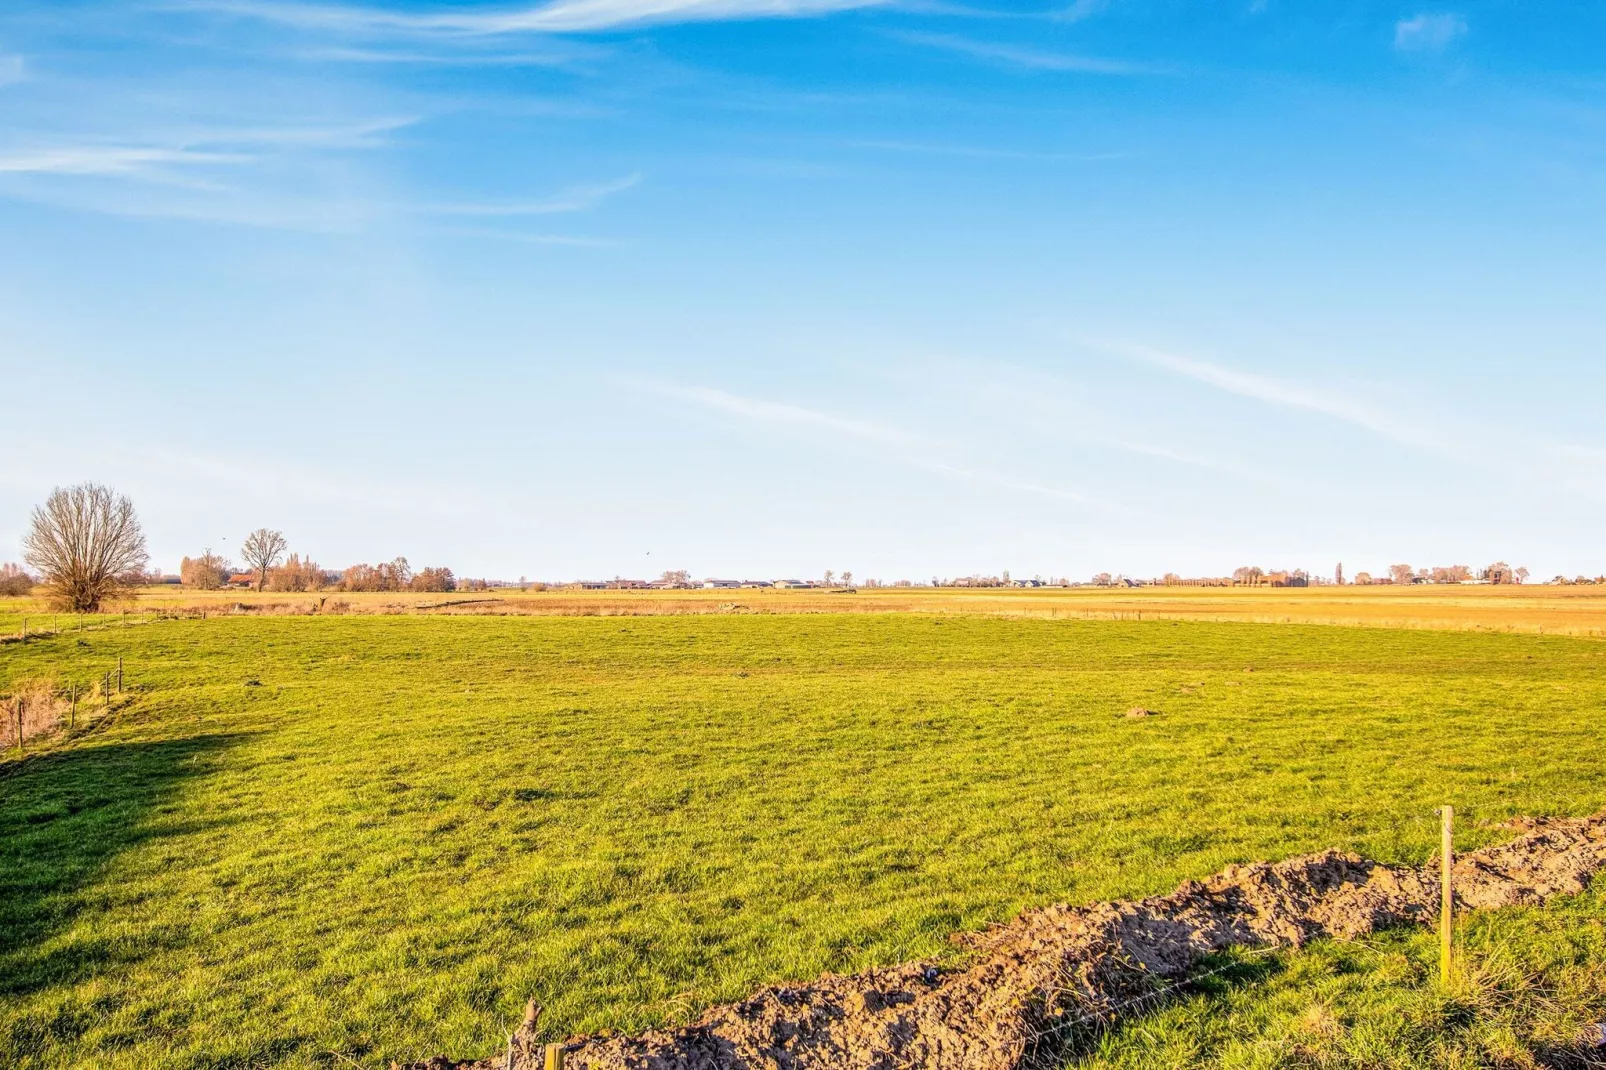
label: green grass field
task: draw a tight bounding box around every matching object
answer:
[4,613,1606,1068]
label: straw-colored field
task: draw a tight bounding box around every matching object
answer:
[7,581,1606,639]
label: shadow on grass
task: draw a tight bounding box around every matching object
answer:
[0,733,246,1001]
[1053,948,1289,1065]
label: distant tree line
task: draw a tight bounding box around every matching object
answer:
[1351,562,1529,586]
[179,540,457,594]
[0,562,35,597]
[5,481,1585,610]
[338,558,456,593]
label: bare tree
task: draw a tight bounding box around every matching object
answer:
[181,549,231,590]
[240,529,288,592]
[1389,563,1415,585]
[841,570,853,588]
[23,483,149,612]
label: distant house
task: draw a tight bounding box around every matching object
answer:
[773,579,813,589]
[227,573,255,588]
[1264,571,1309,588]
[702,579,741,589]
[739,580,774,588]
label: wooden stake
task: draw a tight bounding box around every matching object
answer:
[15,698,23,755]
[1440,805,1454,985]
[118,657,124,693]
[544,1044,565,1070]
[71,683,77,729]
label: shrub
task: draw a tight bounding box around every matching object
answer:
[0,563,34,597]
[340,558,412,593]
[181,552,231,590]
[268,555,327,593]
[409,567,456,593]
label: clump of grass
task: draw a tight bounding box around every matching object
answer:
[1,677,70,750]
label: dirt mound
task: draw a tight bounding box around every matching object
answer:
[401,809,1606,1070]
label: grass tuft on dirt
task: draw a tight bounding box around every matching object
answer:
[1075,885,1606,1068]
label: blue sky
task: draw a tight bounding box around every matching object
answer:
[2,0,1604,582]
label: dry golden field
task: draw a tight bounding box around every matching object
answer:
[15,580,1602,637]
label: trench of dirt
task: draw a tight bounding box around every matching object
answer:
[401,810,1606,1070]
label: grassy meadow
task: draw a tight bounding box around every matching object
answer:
[3,602,1606,1067]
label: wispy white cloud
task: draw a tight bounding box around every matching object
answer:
[633,380,919,445]
[1394,12,1466,51]
[845,138,1125,162]
[0,118,421,225]
[0,118,415,182]
[1105,340,1456,456]
[920,358,1277,484]
[291,40,607,64]
[624,378,1109,506]
[0,146,251,177]
[184,0,890,35]
[430,224,622,246]
[1053,0,1107,23]
[894,30,1165,74]
[425,173,640,215]
[0,119,627,237]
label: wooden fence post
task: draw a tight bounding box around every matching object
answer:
[1440,805,1454,985]
[70,683,77,729]
[15,697,23,755]
[118,657,124,694]
[544,1044,565,1070]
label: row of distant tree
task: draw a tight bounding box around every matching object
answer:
[1348,562,1528,585]
[6,483,481,612]
[179,546,468,594]
[0,481,1586,612]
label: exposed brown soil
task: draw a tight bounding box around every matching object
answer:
[400,810,1606,1070]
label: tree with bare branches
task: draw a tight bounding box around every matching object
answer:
[23,483,149,612]
[181,549,231,590]
[240,529,289,592]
